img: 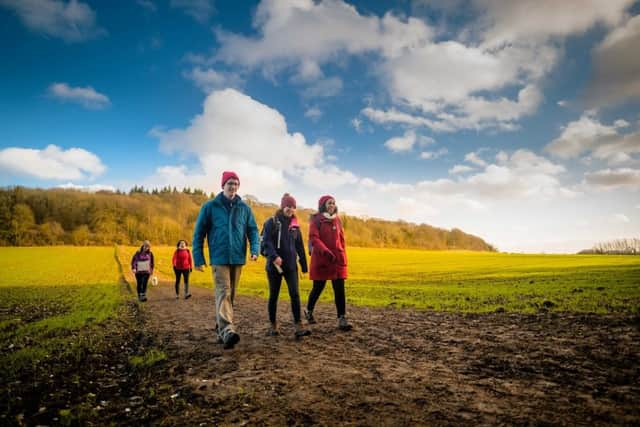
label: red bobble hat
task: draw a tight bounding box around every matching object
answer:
[221,171,240,188]
[280,193,296,209]
[318,195,334,210]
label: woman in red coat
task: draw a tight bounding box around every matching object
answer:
[172,239,193,299]
[305,195,352,331]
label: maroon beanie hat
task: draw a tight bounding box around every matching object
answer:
[280,193,296,209]
[221,171,240,188]
[318,195,334,210]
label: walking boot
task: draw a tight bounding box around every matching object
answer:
[266,322,280,337]
[338,315,352,331]
[294,321,311,338]
[304,310,317,324]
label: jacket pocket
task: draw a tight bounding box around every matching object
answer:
[335,250,347,266]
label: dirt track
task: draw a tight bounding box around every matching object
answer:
[138,278,640,426]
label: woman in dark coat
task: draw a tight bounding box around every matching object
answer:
[263,193,311,338]
[131,240,154,302]
[305,195,352,331]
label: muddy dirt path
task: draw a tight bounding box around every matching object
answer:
[140,277,640,426]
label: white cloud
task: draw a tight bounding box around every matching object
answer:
[305,106,323,121]
[465,151,488,167]
[351,117,363,133]
[170,0,213,23]
[420,148,448,160]
[546,113,640,165]
[613,213,630,223]
[48,82,110,109]
[449,164,474,174]
[0,144,106,180]
[587,14,640,107]
[557,100,568,107]
[584,168,640,190]
[384,130,418,152]
[0,0,106,42]
[58,182,116,192]
[182,67,242,93]
[476,0,632,46]
[301,77,343,98]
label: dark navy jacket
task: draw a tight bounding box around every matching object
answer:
[263,214,308,274]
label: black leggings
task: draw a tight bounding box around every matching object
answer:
[135,273,150,295]
[174,268,190,295]
[267,268,302,323]
[307,279,346,317]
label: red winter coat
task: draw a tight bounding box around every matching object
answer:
[172,248,193,270]
[308,213,347,280]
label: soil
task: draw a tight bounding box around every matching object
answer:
[3,278,640,426]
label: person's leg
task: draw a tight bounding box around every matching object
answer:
[331,279,346,317]
[332,279,352,330]
[307,280,327,312]
[135,274,143,298]
[229,265,242,306]
[267,269,283,325]
[183,270,190,298]
[141,274,150,300]
[174,268,180,297]
[283,270,301,323]
[213,265,240,348]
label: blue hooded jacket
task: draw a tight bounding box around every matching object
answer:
[192,193,259,266]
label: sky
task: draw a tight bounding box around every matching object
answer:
[0,0,639,253]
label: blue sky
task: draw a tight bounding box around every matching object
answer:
[1,0,639,252]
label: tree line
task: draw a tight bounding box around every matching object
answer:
[0,186,496,251]
[579,238,640,255]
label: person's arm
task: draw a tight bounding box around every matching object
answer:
[192,204,210,269]
[309,218,333,260]
[246,208,260,260]
[150,252,154,274]
[172,250,177,268]
[188,249,193,271]
[131,253,137,272]
[295,229,308,273]
[263,218,278,261]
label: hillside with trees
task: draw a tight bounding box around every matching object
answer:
[0,186,496,251]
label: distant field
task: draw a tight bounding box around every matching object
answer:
[0,247,124,377]
[125,245,640,314]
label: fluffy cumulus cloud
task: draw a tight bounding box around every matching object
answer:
[587,14,640,107]
[182,67,242,93]
[545,113,640,165]
[584,168,640,190]
[48,82,110,109]
[0,0,106,42]
[0,144,106,180]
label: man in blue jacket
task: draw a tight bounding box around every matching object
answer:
[193,171,259,349]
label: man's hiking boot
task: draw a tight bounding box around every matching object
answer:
[294,321,311,338]
[215,325,223,344]
[304,310,317,324]
[338,315,352,331]
[266,323,280,337]
[223,332,240,349]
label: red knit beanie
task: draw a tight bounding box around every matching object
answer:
[280,193,296,209]
[318,195,334,210]
[221,171,240,188]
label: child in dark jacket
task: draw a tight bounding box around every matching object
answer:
[131,240,154,302]
[172,240,193,299]
[262,193,310,338]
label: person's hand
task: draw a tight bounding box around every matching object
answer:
[196,265,205,272]
[327,251,336,262]
[250,254,258,261]
[274,256,283,266]
[131,268,136,274]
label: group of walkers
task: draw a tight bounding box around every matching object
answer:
[132,170,351,350]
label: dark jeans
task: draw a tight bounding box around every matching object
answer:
[135,273,150,295]
[307,279,346,317]
[174,268,190,295]
[267,268,302,323]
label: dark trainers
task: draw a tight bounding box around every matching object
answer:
[175,294,179,300]
[338,315,352,331]
[185,293,192,300]
[266,324,280,337]
[223,332,240,349]
[294,322,311,338]
[304,310,317,324]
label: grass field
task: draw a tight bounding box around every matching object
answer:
[128,245,640,314]
[0,247,125,378]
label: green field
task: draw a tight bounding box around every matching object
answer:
[0,247,125,378]
[133,245,640,314]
